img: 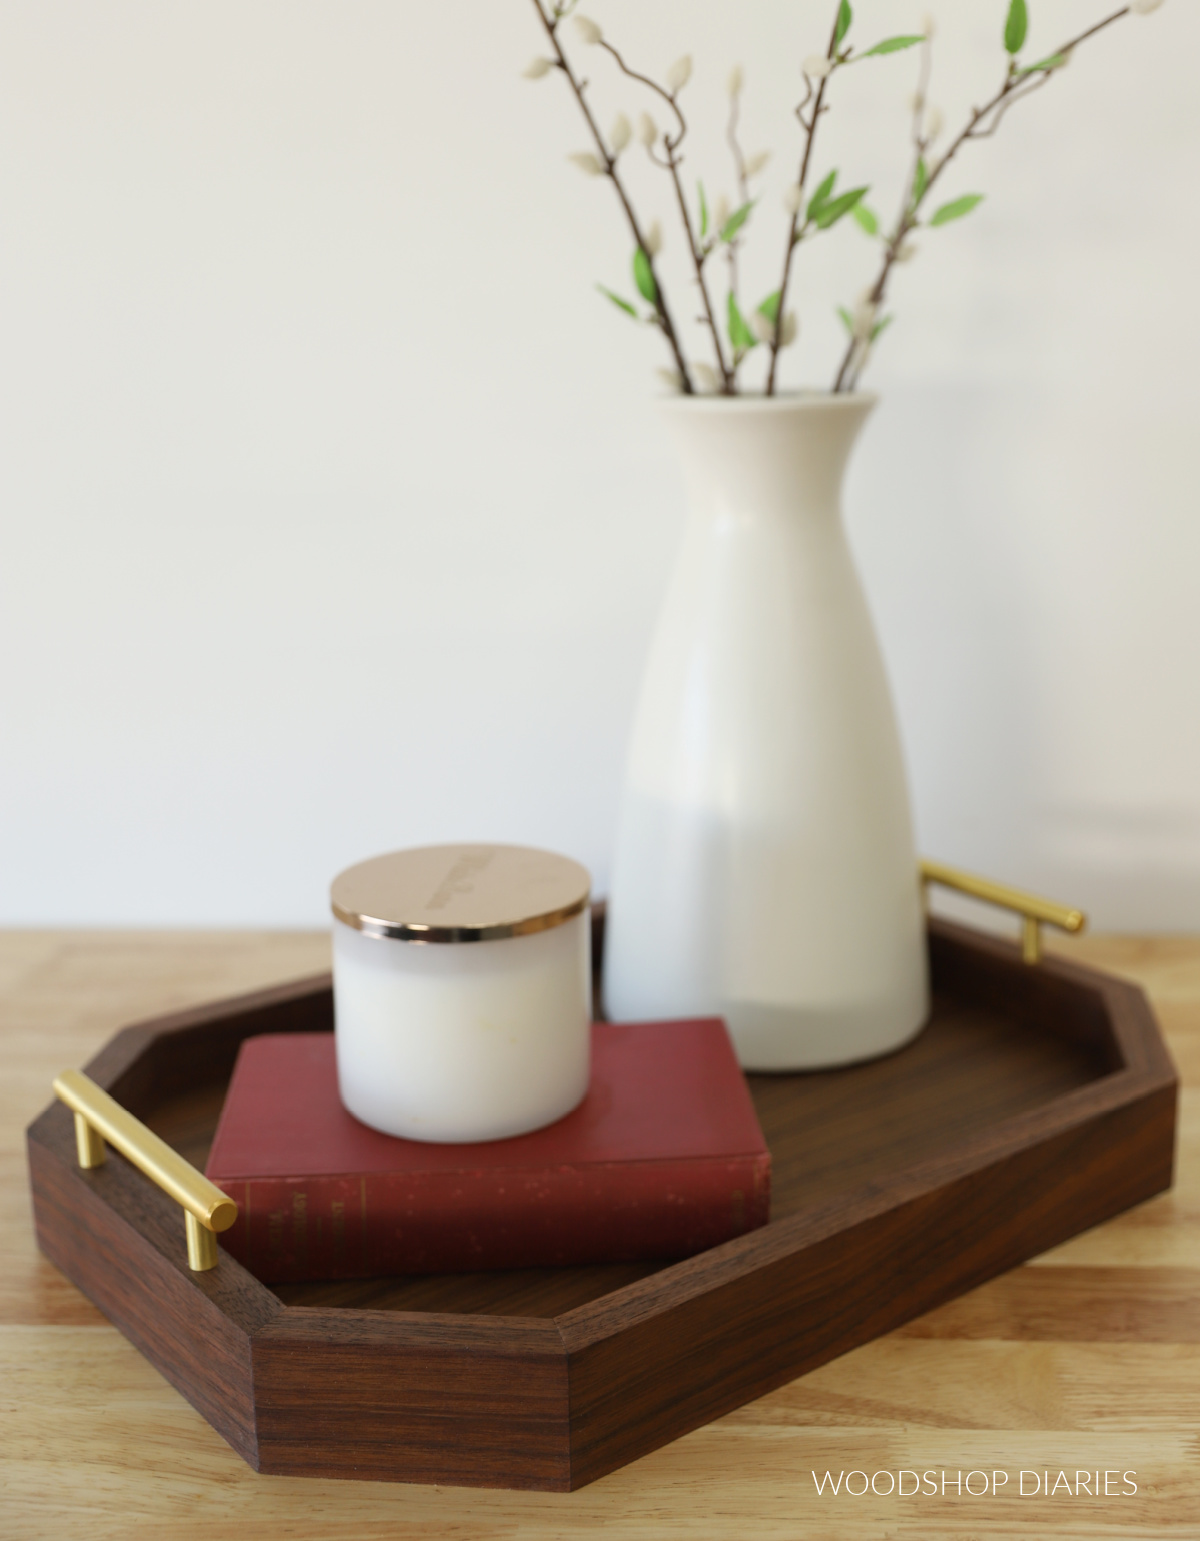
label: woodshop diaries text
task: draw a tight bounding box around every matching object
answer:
[811,1470,1139,1496]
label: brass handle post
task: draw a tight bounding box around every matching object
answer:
[920,859,1086,964]
[53,1068,237,1271]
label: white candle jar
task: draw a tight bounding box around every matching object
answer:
[331,844,592,1143]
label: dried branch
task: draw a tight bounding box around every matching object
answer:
[531,0,694,391]
[598,38,732,390]
[833,4,1132,392]
[723,82,750,322]
[764,5,844,395]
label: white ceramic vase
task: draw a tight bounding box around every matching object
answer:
[603,394,929,1070]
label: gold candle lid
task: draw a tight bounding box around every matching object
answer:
[331,844,591,944]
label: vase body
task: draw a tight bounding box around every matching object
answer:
[603,394,928,1070]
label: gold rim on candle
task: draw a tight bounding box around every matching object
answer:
[331,844,592,944]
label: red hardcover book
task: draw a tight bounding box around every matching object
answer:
[205,1020,770,1281]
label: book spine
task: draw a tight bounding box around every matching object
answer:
[215,1157,770,1282]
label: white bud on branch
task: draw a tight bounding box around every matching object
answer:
[568,151,606,177]
[665,55,693,94]
[750,310,776,345]
[779,311,798,347]
[713,193,731,230]
[803,55,833,79]
[921,13,936,39]
[852,298,877,340]
[609,113,632,154]
[637,111,658,149]
[573,15,603,45]
[644,220,663,257]
[727,64,744,98]
[692,362,721,393]
[895,241,918,263]
[924,105,944,142]
[782,184,805,215]
[655,368,684,393]
[523,56,554,80]
[1131,0,1165,12]
[744,150,771,179]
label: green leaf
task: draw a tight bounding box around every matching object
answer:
[807,169,837,220]
[834,0,852,47]
[1016,51,1066,74]
[851,202,879,235]
[632,246,657,303]
[837,305,855,335]
[727,292,756,351]
[595,283,638,319]
[757,290,781,323]
[858,35,924,57]
[929,193,985,226]
[1004,0,1028,55]
[720,200,755,243]
[911,156,929,206]
[814,186,868,229]
[698,180,709,240]
[870,314,893,342]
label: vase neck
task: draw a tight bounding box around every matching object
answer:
[661,396,875,524]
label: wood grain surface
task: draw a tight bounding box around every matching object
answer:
[2,928,1197,1537]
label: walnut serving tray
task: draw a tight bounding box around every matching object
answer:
[27,913,1177,1492]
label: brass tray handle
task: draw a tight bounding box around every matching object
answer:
[52,1068,238,1271]
[920,858,1086,965]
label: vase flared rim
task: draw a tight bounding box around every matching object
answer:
[656,390,878,413]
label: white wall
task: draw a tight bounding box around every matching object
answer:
[1,0,1197,929]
